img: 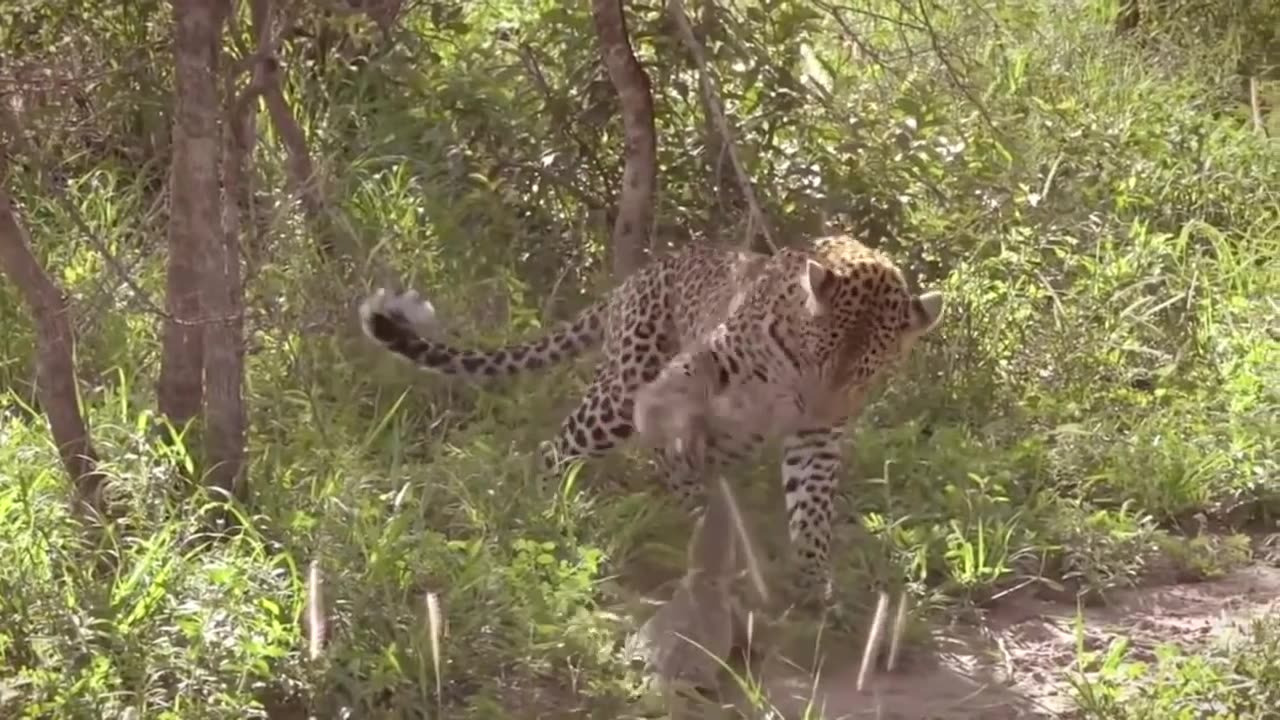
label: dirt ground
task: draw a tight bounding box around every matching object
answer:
[735,564,1280,719]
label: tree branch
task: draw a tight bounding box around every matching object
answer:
[260,61,339,260]
[913,0,997,134]
[667,0,777,253]
[813,0,897,75]
[516,42,613,205]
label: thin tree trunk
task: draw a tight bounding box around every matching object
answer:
[262,71,338,260]
[201,0,268,500]
[591,0,657,279]
[0,186,105,513]
[694,0,738,243]
[256,27,400,291]
[160,0,227,429]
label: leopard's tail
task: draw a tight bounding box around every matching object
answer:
[358,288,605,377]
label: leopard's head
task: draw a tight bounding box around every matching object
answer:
[797,235,944,391]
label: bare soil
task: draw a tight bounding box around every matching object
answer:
[735,564,1280,719]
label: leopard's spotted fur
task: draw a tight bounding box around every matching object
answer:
[359,235,944,596]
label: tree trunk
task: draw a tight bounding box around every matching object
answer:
[201,0,267,500]
[160,0,227,428]
[0,186,105,513]
[591,0,657,279]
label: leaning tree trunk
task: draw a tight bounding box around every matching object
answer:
[261,58,338,261]
[0,185,105,514]
[591,0,657,279]
[255,7,402,291]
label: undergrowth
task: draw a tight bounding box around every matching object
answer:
[1071,612,1280,719]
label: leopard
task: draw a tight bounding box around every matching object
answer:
[358,234,944,600]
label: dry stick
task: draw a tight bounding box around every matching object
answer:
[306,559,327,662]
[304,559,326,720]
[885,592,909,671]
[714,475,770,605]
[424,590,444,714]
[856,590,892,692]
[666,0,777,254]
[1249,76,1267,137]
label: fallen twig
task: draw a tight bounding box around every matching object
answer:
[857,590,892,692]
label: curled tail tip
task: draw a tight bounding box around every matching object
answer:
[357,287,385,325]
[358,287,440,346]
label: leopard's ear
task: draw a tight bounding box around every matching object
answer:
[910,290,945,333]
[801,259,838,316]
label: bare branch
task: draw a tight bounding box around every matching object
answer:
[913,0,998,134]
[261,66,337,259]
[227,0,302,79]
[255,58,403,299]
[820,1,927,31]
[667,0,777,253]
[235,5,412,313]
[516,42,613,202]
